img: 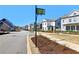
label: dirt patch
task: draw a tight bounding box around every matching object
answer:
[31,35,79,54]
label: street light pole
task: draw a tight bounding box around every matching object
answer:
[35,5,37,47]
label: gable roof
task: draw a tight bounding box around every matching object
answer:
[61,10,79,19]
[42,19,55,23]
[0,18,15,28]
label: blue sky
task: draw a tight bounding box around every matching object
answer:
[0,5,79,26]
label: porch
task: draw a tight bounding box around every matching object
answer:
[64,23,79,31]
[47,25,55,32]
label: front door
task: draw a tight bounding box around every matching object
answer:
[52,27,53,31]
[66,26,70,30]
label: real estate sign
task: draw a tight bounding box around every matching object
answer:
[36,8,45,15]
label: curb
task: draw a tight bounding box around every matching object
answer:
[27,35,40,54]
[27,35,32,54]
[29,37,40,54]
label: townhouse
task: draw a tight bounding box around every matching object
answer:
[36,23,42,31]
[61,10,79,31]
[25,25,28,30]
[0,18,15,33]
[55,17,61,30]
[27,24,31,31]
[0,18,15,34]
[42,19,55,31]
[27,24,34,31]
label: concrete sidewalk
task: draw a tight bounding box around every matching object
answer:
[38,32,79,52]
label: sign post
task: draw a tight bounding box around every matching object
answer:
[35,5,45,47]
[35,5,37,47]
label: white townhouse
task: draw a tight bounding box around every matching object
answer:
[61,10,79,31]
[27,24,34,31]
[27,24,31,30]
[42,19,55,31]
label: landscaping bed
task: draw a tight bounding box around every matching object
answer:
[31,35,79,54]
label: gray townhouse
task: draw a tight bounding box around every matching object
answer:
[55,17,61,31]
[0,18,15,33]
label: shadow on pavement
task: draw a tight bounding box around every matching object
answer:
[0,33,9,35]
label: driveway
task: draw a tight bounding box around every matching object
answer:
[0,31,28,54]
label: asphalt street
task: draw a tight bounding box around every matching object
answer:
[0,31,28,54]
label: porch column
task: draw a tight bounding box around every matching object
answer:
[53,26,55,33]
[70,25,71,31]
[75,25,77,31]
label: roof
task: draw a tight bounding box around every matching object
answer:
[0,18,15,28]
[42,19,55,23]
[61,10,79,19]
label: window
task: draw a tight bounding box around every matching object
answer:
[74,13,76,15]
[69,19,71,22]
[44,23,46,25]
[45,23,46,25]
[63,20,64,23]
[58,23,60,25]
[76,26,79,30]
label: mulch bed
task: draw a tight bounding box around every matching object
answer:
[31,35,79,54]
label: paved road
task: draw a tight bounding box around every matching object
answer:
[0,31,28,54]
